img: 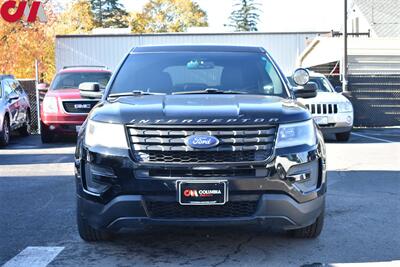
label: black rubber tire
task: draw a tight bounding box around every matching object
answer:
[335,131,351,142]
[288,212,324,239]
[0,117,10,147]
[77,208,112,242]
[18,111,31,137]
[40,122,54,143]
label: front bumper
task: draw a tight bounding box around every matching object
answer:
[75,140,327,231]
[314,111,353,134]
[41,113,86,134]
[78,193,325,230]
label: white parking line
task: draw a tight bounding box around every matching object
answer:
[331,260,400,266]
[0,163,74,177]
[2,246,64,267]
[351,132,393,143]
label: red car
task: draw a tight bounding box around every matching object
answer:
[40,66,112,143]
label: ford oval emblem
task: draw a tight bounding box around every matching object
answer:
[185,135,220,149]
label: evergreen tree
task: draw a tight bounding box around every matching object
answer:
[90,0,129,28]
[226,0,261,32]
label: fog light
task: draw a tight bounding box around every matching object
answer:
[287,161,319,193]
[83,163,110,194]
[346,116,352,124]
[49,125,56,130]
[288,173,310,183]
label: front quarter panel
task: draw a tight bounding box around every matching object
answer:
[0,100,6,131]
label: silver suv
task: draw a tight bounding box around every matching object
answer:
[0,75,31,146]
[289,72,354,141]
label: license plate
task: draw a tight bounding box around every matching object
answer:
[314,116,328,125]
[178,180,228,205]
[76,125,81,132]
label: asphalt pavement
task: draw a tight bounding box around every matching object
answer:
[0,129,399,267]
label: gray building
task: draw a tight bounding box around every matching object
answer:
[55,31,326,75]
[349,0,400,38]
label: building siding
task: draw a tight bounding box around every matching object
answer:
[55,32,325,75]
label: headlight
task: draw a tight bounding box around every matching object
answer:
[338,102,353,113]
[43,97,58,113]
[84,120,129,149]
[276,120,317,149]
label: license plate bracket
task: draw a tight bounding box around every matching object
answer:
[314,116,328,125]
[178,180,228,206]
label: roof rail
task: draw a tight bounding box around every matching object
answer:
[0,75,15,80]
[62,65,108,70]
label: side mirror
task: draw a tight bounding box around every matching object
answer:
[79,82,102,99]
[37,83,49,92]
[293,83,317,99]
[292,68,310,86]
[8,91,19,102]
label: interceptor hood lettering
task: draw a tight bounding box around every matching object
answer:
[90,95,311,125]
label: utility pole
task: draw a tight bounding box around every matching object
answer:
[35,59,41,134]
[343,0,348,92]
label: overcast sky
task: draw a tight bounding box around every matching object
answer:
[55,0,346,32]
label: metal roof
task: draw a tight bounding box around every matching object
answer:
[298,37,400,75]
[354,0,400,37]
[132,45,265,53]
[56,31,329,38]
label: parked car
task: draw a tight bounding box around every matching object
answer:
[40,66,112,143]
[0,75,31,147]
[75,45,327,241]
[288,72,354,141]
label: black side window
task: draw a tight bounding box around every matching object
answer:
[11,80,24,94]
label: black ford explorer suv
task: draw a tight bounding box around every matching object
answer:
[75,45,327,241]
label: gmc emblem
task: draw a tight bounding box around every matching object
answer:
[74,104,92,109]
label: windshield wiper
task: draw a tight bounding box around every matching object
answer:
[173,88,247,95]
[108,90,165,98]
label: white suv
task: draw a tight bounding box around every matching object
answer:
[290,72,354,141]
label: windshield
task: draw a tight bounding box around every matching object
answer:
[108,52,287,97]
[50,72,111,90]
[287,76,334,93]
[309,77,334,92]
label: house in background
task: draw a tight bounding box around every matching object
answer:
[297,0,400,127]
[349,0,400,38]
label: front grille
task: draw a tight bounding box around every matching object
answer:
[62,100,98,114]
[305,103,338,115]
[146,201,258,218]
[127,125,277,164]
[147,168,259,178]
[144,151,264,163]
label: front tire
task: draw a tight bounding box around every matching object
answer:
[0,117,10,147]
[40,122,54,143]
[77,205,112,242]
[335,131,351,142]
[288,212,324,239]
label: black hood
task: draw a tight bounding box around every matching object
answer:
[90,95,311,125]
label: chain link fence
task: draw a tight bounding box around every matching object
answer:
[347,75,400,127]
[18,80,45,134]
[18,76,400,131]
